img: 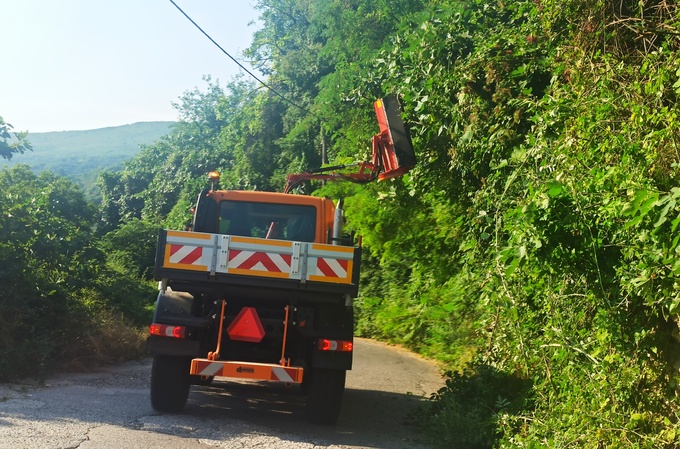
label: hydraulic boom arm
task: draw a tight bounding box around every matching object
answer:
[284,94,416,194]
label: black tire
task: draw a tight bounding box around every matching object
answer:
[150,355,191,412]
[306,368,346,425]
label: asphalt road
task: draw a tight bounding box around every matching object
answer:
[0,338,443,449]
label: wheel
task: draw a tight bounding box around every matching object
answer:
[306,368,346,425]
[150,355,191,412]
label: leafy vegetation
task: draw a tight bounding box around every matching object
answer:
[0,117,32,160]
[0,121,171,380]
[0,165,154,381]
[2,0,680,446]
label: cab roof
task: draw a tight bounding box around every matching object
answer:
[207,190,332,208]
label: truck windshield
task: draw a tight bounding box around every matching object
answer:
[218,201,317,242]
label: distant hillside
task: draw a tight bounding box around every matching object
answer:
[2,121,174,174]
[1,121,174,200]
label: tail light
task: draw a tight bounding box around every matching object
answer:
[318,339,353,352]
[149,323,186,339]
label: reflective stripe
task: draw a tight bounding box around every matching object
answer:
[169,245,203,265]
[315,257,348,278]
[190,359,304,383]
[228,250,291,273]
[199,362,223,377]
[271,367,295,383]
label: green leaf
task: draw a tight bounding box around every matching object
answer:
[624,190,660,229]
[630,413,643,422]
[546,180,564,197]
[668,297,680,315]
[654,198,675,228]
[639,194,659,217]
[672,213,680,233]
[461,125,474,143]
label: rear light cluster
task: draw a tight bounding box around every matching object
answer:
[149,323,186,339]
[318,339,353,352]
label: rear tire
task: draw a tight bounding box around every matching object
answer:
[306,368,346,425]
[150,355,191,412]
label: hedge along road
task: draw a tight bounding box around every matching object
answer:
[0,338,443,449]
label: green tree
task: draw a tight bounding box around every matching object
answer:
[100,218,161,280]
[0,165,151,381]
[0,117,32,160]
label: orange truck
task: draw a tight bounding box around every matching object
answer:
[146,95,416,425]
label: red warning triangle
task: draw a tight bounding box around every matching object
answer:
[227,307,265,343]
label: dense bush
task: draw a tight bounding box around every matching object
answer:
[0,166,153,381]
[348,0,680,446]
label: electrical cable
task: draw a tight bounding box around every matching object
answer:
[167,0,314,116]
[167,0,391,189]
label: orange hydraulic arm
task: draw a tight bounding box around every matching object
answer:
[284,94,416,194]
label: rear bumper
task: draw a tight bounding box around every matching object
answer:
[190,359,304,383]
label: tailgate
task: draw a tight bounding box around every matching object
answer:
[155,230,359,287]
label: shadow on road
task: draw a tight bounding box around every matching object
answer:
[1,345,440,449]
[187,378,432,448]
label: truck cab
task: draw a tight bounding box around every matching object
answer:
[192,189,336,243]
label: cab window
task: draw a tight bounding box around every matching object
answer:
[218,201,317,242]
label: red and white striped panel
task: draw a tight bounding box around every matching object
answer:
[169,244,204,266]
[312,257,349,279]
[162,231,214,272]
[195,361,223,377]
[271,366,298,382]
[228,250,292,274]
[306,244,355,284]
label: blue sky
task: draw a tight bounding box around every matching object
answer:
[1,0,261,133]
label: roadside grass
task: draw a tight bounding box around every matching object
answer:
[54,314,148,373]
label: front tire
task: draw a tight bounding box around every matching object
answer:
[306,368,346,425]
[150,355,191,412]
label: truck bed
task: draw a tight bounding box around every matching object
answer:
[154,230,361,297]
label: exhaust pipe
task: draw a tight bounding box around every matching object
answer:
[332,198,344,245]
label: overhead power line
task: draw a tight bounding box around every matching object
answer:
[167,0,313,116]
